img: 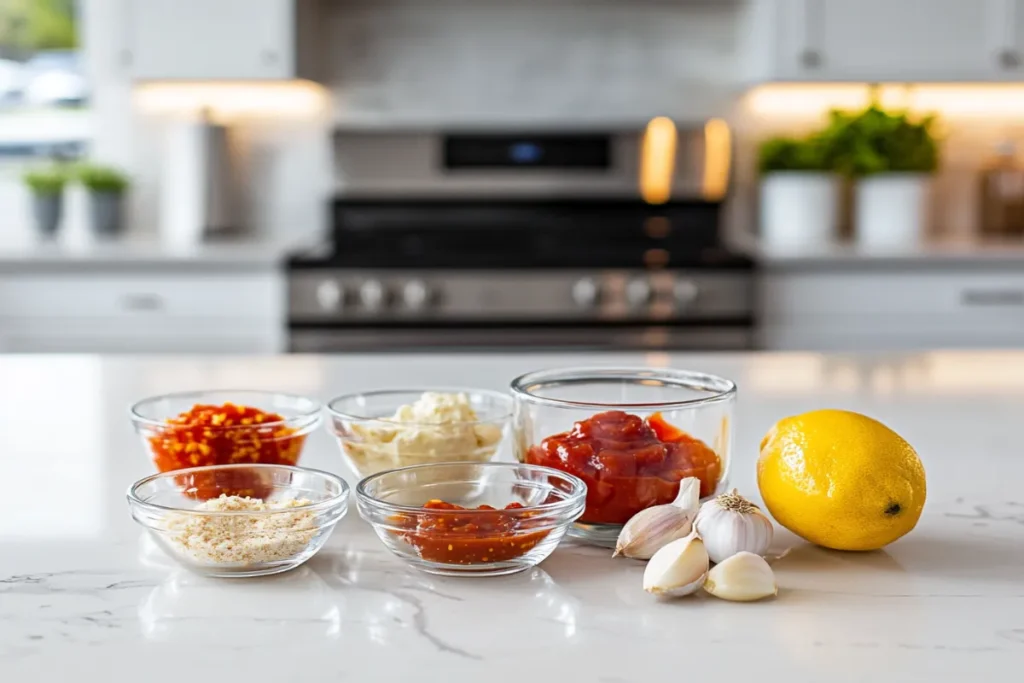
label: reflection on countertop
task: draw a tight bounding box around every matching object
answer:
[138,566,344,643]
[2,351,1024,681]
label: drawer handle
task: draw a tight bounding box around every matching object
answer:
[121,293,165,312]
[1000,49,1022,69]
[800,49,822,69]
[960,289,1024,307]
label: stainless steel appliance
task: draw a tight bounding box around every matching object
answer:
[287,126,755,352]
[161,111,239,243]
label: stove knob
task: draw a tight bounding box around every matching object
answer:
[315,280,344,311]
[674,279,700,307]
[401,279,433,310]
[571,278,601,308]
[358,279,390,311]
[625,278,653,307]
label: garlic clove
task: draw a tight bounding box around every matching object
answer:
[694,489,774,564]
[614,477,701,560]
[614,505,692,559]
[642,532,709,598]
[670,476,701,510]
[703,551,778,602]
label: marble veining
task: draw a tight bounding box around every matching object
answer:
[2,351,1024,681]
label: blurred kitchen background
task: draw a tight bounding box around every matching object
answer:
[3,0,1024,353]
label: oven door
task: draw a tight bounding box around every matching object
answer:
[288,324,754,352]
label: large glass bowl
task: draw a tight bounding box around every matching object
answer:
[327,388,513,477]
[510,366,735,548]
[356,462,586,577]
[127,464,349,578]
[130,390,321,474]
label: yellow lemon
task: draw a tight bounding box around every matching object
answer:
[757,409,926,551]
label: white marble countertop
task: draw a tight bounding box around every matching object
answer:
[740,235,1024,268]
[0,232,305,272]
[2,351,1022,681]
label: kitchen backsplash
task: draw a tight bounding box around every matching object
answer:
[325,0,743,125]
[731,84,1024,239]
[74,0,747,242]
[321,2,1024,240]
[72,0,1024,243]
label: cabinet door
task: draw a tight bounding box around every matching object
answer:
[0,273,282,318]
[761,270,1024,351]
[0,320,282,354]
[777,0,996,82]
[0,271,284,353]
[126,0,294,80]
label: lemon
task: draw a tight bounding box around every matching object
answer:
[757,409,926,551]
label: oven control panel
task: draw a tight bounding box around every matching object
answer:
[289,270,753,323]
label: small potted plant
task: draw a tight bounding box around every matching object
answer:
[22,166,68,237]
[78,164,130,236]
[828,105,940,248]
[757,133,841,249]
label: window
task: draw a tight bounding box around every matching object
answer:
[0,0,88,160]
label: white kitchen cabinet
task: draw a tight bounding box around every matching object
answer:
[760,268,1024,351]
[121,0,320,81]
[0,270,284,354]
[748,0,1015,83]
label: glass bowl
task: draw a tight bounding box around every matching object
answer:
[130,390,321,474]
[128,464,349,578]
[510,366,735,548]
[356,462,586,577]
[327,388,513,477]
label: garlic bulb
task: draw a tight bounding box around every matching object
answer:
[642,531,709,598]
[703,551,777,602]
[614,477,701,560]
[694,489,774,564]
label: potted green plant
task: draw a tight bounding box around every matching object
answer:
[826,105,940,248]
[77,165,130,236]
[22,166,68,237]
[757,133,841,249]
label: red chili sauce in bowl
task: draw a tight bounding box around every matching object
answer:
[398,500,550,565]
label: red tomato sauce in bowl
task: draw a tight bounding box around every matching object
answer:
[525,410,721,524]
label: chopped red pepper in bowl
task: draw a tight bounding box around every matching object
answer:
[130,391,321,500]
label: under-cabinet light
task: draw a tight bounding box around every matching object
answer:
[134,81,327,120]
[745,83,1024,120]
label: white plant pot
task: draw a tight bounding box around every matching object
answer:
[759,173,840,249]
[854,174,931,249]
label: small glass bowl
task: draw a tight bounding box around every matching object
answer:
[326,388,513,478]
[510,366,736,548]
[128,464,349,578]
[130,390,322,473]
[356,462,586,577]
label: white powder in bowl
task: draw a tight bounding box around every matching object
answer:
[165,494,317,566]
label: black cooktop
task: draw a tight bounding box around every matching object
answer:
[289,198,754,270]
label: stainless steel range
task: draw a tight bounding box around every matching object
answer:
[287,125,755,352]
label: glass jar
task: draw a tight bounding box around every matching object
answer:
[510,367,735,547]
